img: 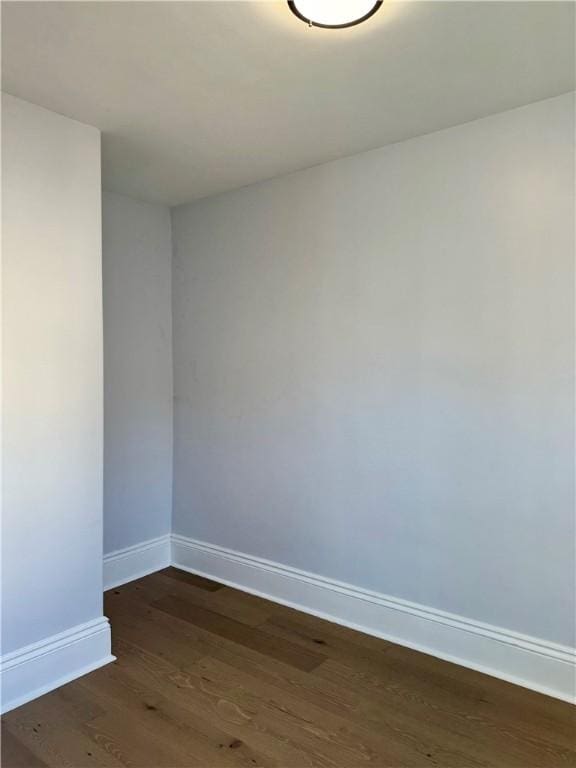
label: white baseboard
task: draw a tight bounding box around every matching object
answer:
[103,534,171,591]
[1,617,114,714]
[172,534,576,704]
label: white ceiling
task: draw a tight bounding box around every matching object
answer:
[3,1,574,206]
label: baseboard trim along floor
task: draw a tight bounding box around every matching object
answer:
[0,617,114,715]
[171,533,575,704]
[6,531,572,717]
[103,534,171,591]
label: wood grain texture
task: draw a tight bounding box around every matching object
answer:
[2,569,575,767]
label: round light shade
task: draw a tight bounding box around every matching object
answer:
[288,0,383,29]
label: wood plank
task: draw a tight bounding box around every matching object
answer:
[218,586,397,651]
[2,686,123,768]
[315,658,575,768]
[0,726,48,768]
[158,566,224,591]
[260,612,576,765]
[5,570,575,768]
[257,613,397,675]
[76,663,273,768]
[108,606,206,667]
[107,593,299,680]
[111,634,339,767]
[151,594,325,673]
[107,571,270,627]
[191,654,484,768]
[157,616,491,766]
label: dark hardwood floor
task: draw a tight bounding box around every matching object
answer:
[2,568,575,767]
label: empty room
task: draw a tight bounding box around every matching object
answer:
[1,1,575,766]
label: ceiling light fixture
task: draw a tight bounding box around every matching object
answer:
[287,0,383,29]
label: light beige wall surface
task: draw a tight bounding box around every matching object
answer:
[172,93,575,646]
[2,94,104,653]
[102,190,173,554]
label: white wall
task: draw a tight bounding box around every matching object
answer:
[102,191,172,555]
[2,94,111,709]
[172,93,575,648]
